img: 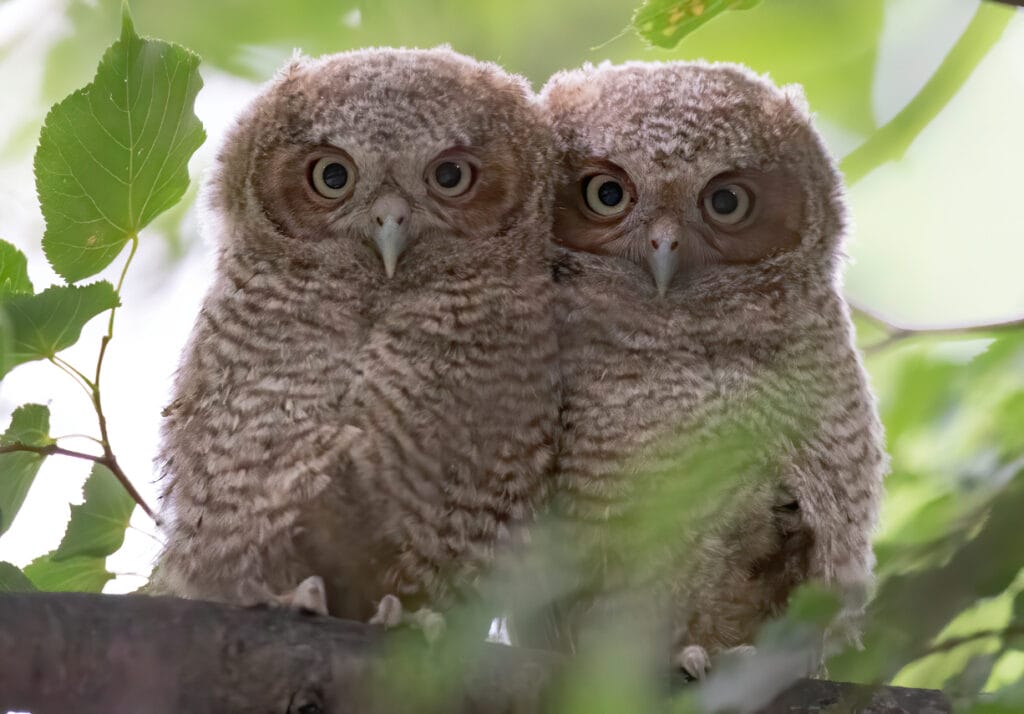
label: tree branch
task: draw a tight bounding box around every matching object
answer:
[0,441,158,522]
[853,303,1024,355]
[840,2,1016,185]
[0,441,104,462]
[0,592,952,714]
[915,623,1024,660]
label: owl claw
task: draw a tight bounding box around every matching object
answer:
[676,645,712,680]
[410,608,447,644]
[276,575,328,615]
[369,593,404,629]
[369,594,446,644]
[675,644,758,680]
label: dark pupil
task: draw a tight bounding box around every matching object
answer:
[711,189,739,214]
[436,162,462,188]
[597,180,624,207]
[321,162,348,190]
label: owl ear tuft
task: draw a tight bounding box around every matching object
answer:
[540,67,603,119]
[274,50,311,82]
[780,83,811,118]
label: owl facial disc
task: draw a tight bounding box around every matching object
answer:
[646,218,682,297]
[371,194,410,278]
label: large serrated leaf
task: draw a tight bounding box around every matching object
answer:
[0,404,53,536]
[53,463,136,561]
[0,282,119,379]
[0,240,33,300]
[23,553,114,593]
[0,561,37,592]
[633,0,761,48]
[35,8,205,282]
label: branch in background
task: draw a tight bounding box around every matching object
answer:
[840,2,1016,185]
[852,303,1024,354]
[0,592,952,714]
[914,623,1024,660]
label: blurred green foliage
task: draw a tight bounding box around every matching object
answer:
[0,0,1022,710]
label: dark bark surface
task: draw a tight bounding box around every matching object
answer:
[0,592,950,714]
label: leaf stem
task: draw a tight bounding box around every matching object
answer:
[841,2,1016,185]
[49,355,96,395]
[83,235,158,524]
[53,433,106,447]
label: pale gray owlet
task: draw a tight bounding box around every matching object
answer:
[539,61,886,677]
[154,48,560,625]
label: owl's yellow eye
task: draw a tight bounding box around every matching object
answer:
[583,174,630,217]
[426,155,477,198]
[703,184,752,225]
[310,155,356,199]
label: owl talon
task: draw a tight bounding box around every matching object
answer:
[676,645,711,680]
[276,575,329,615]
[410,607,447,645]
[675,644,757,680]
[369,593,404,629]
[369,595,446,644]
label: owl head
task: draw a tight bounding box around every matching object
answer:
[206,47,552,280]
[540,61,846,302]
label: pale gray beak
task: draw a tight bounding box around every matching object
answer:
[371,195,410,278]
[646,220,682,297]
[374,218,408,279]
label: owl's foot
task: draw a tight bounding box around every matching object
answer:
[369,594,446,644]
[274,575,329,615]
[676,645,711,680]
[369,593,404,628]
[675,644,757,680]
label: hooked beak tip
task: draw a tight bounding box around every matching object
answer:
[374,217,408,279]
[648,244,680,298]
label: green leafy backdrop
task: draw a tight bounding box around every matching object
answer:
[0,0,1022,709]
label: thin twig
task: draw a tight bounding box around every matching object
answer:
[52,433,105,447]
[0,442,103,463]
[47,357,95,400]
[914,623,1024,660]
[0,440,158,523]
[128,523,165,547]
[52,355,96,391]
[841,2,1016,185]
[853,303,1024,354]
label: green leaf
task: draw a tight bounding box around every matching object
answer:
[0,240,33,299]
[0,404,53,536]
[634,0,761,48]
[53,463,136,561]
[23,553,114,593]
[633,0,885,135]
[0,282,119,378]
[35,7,205,282]
[0,561,37,592]
[0,306,9,376]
